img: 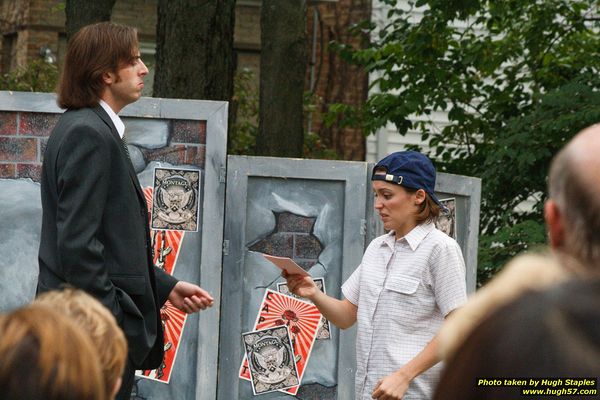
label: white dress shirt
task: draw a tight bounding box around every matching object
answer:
[99,99,125,138]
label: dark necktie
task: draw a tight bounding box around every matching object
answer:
[121,136,132,162]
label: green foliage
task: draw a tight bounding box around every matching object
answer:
[303,91,339,160]
[229,68,259,155]
[477,220,547,287]
[0,59,59,92]
[51,1,66,12]
[303,131,339,160]
[331,0,600,284]
[229,68,340,159]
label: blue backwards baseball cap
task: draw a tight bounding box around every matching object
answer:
[372,151,445,209]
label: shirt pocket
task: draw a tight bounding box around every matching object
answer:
[384,274,420,295]
[381,274,426,328]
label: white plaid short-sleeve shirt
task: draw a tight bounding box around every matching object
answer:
[342,222,467,399]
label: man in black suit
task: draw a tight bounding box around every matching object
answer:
[37,22,214,399]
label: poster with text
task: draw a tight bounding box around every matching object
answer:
[277,278,330,340]
[239,290,321,395]
[135,187,188,383]
[151,167,201,232]
[242,325,300,395]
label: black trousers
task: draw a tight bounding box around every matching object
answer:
[115,359,136,400]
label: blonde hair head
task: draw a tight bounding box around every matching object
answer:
[0,303,107,400]
[36,288,128,396]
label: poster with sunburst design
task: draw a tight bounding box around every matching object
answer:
[134,187,187,384]
[239,290,321,395]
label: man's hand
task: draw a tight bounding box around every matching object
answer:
[282,271,318,300]
[371,370,411,400]
[168,281,214,314]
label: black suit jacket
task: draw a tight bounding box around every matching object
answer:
[38,105,178,369]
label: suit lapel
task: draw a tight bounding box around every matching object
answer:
[91,105,147,206]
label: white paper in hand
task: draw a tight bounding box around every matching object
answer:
[260,253,310,277]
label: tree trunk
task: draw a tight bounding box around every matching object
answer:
[256,1,307,157]
[65,0,116,40]
[153,0,235,103]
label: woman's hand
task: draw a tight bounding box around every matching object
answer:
[371,370,411,400]
[282,271,318,300]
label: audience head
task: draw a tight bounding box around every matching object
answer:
[546,124,600,271]
[437,250,574,360]
[0,303,106,400]
[434,278,600,399]
[36,287,128,398]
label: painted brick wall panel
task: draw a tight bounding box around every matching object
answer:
[172,120,206,145]
[294,234,322,259]
[142,145,186,165]
[184,145,205,167]
[199,121,207,144]
[250,212,324,271]
[250,233,294,259]
[0,163,16,178]
[0,137,37,161]
[277,212,314,233]
[19,112,59,136]
[17,163,41,181]
[0,112,18,135]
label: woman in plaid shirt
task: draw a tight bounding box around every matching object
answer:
[285,151,467,399]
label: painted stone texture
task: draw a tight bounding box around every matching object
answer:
[0,110,207,180]
[250,212,324,270]
[241,179,346,398]
[123,118,169,149]
[0,179,42,312]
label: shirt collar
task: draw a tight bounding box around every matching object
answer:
[99,99,125,138]
[381,222,435,252]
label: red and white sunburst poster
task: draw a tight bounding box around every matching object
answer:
[239,290,322,395]
[135,187,187,383]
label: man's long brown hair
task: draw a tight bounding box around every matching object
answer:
[57,22,139,109]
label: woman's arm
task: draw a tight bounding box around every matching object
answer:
[285,274,357,329]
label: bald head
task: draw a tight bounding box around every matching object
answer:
[562,125,600,193]
[547,124,600,270]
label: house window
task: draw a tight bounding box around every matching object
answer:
[2,33,17,74]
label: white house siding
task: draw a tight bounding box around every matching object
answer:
[366,0,480,162]
[366,0,447,162]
